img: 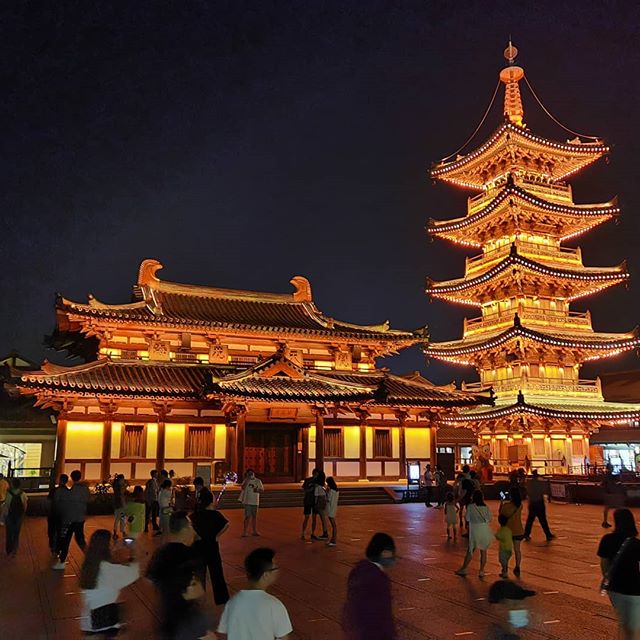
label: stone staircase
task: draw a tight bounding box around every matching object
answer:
[217,485,397,510]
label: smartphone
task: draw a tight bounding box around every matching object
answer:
[123,537,135,545]
[499,490,509,500]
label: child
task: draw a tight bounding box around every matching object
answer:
[444,492,458,540]
[495,513,513,578]
[326,476,339,547]
[124,485,146,542]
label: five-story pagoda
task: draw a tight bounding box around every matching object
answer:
[425,43,640,473]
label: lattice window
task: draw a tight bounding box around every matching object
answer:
[186,426,213,458]
[121,425,145,458]
[373,429,392,458]
[571,439,583,457]
[324,428,344,458]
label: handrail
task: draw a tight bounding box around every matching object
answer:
[466,240,580,271]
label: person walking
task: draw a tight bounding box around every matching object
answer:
[240,469,264,537]
[47,473,68,556]
[499,486,524,576]
[523,470,555,542]
[158,479,174,537]
[342,533,398,640]
[147,511,201,636]
[424,463,434,507]
[311,471,329,542]
[495,514,513,579]
[602,463,625,528]
[191,488,230,605]
[300,467,319,541]
[78,528,139,636]
[597,508,640,640]
[54,469,90,570]
[3,478,28,557]
[326,476,339,547]
[455,490,494,578]
[144,469,160,533]
[112,474,127,540]
[217,547,293,640]
[162,569,216,640]
[444,492,458,541]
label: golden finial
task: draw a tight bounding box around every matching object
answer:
[499,40,525,127]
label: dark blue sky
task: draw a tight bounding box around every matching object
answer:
[2,1,640,383]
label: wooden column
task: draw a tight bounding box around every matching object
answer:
[359,419,367,480]
[54,414,68,479]
[236,409,246,481]
[156,416,166,472]
[100,417,113,482]
[227,421,237,473]
[314,410,325,473]
[399,424,407,479]
[430,418,438,467]
[301,426,310,478]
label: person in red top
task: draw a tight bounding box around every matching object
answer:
[342,533,397,640]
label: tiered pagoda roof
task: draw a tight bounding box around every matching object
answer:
[57,259,420,351]
[427,316,640,366]
[426,245,629,306]
[427,180,618,246]
[430,121,609,190]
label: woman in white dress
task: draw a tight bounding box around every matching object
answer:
[455,490,494,578]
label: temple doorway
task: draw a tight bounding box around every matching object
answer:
[245,424,297,483]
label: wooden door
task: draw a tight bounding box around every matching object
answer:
[245,425,295,482]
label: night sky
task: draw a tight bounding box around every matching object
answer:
[2,1,640,385]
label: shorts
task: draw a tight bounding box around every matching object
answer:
[609,592,640,630]
[243,504,258,517]
[512,534,525,541]
[303,503,316,516]
[499,548,512,566]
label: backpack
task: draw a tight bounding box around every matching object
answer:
[8,489,24,519]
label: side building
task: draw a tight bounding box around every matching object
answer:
[9,259,489,483]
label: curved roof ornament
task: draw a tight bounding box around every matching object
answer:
[290,276,313,302]
[138,259,163,286]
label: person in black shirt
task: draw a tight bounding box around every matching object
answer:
[300,467,322,541]
[190,488,230,604]
[597,508,640,639]
[147,511,201,635]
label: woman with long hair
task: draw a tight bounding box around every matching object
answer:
[455,490,494,578]
[164,568,215,640]
[79,529,139,636]
[498,486,524,577]
[597,508,640,640]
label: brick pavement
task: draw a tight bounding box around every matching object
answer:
[0,501,629,639]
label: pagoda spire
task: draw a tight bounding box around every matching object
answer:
[499,41,525,126]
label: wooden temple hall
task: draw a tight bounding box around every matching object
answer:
[8,259,489,483]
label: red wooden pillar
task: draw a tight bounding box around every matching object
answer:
[54,415,68,479]
[315,411,325,473]
[236,409,246,481]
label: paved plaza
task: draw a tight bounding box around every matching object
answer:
[0,500,629,639]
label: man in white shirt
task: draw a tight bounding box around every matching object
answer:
[217,547,292,640]
[241,469,264,537]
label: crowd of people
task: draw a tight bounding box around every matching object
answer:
[0,464,638,639]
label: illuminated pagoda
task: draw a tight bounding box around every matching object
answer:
[9,259,488,483]
[425,43,640,472]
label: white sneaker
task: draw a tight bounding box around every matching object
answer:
[52,561,66,570]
